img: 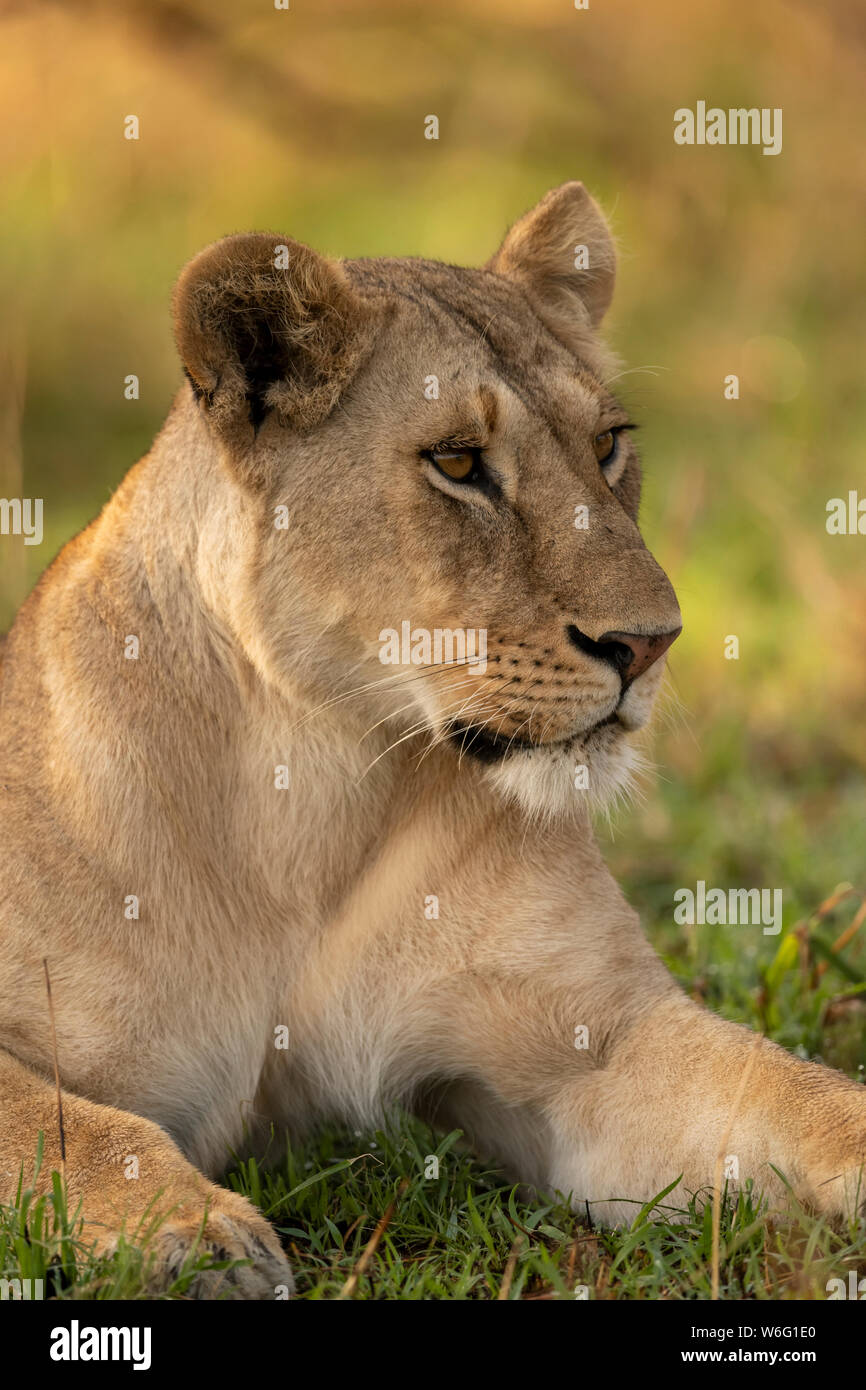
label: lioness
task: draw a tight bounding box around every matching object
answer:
[1,183,863,1299]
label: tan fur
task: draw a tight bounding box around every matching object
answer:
[1,183,864,1297]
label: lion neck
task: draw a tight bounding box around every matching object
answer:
[80,395,601,930]
[87,400,500,922]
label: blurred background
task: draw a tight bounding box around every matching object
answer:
[2,0,865,1059]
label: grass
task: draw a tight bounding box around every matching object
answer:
[2,1114,863,1302]
[3,873,865,1301]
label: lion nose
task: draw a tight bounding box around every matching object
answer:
[567,624,682,685]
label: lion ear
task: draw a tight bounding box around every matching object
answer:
[486,182,616,334]
[173,233,379,439]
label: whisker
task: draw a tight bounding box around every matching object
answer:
[288,657,484,734]
[356,677,483,743]
[355,680,504,782]
[410,681,503,771]
[454,685,525,767]
[602,364,668,386]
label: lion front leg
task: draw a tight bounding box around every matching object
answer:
[405,973,866,1226]
[0,1048,293,1298]
[550,992,866,1225]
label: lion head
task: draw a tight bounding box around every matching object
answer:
[173,183,681,819]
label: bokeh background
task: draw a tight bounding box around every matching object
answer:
[2,0,865,1061]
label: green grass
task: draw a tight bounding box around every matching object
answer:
[3,851,865,1302]
[2,1111,863,1302]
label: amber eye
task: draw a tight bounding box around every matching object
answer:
[429,446,479,482]
[593,429,616,465]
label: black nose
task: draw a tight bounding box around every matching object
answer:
[567,624,681,685]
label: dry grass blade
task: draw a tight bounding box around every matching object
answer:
[814,887,859,920]
[42,957,67,1187]
[497,1234,523,1300]
[829,895,866,956]
[711,1031,763,1299]
[812,890,865,980]
[337,1179,409,1299]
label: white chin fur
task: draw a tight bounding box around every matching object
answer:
[483,730,644,824]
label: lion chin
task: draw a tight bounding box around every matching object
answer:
[481,726,646,824]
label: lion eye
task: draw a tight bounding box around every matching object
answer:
[593,429,616,465]
[429,446,479,482]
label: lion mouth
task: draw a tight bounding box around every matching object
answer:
[447,711,620,764]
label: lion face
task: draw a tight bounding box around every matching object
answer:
[173,183,681,817]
